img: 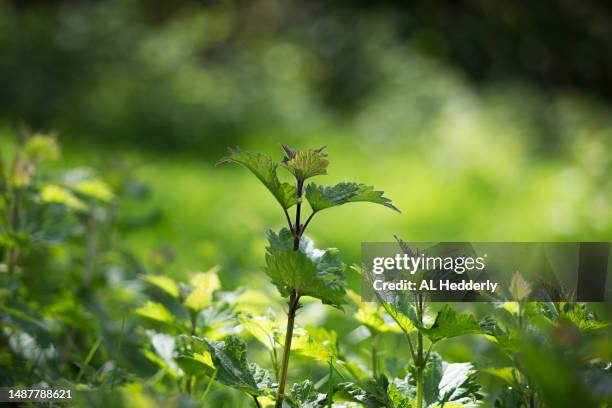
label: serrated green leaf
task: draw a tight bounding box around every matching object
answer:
[287,379,328,408]
[387,381,413,408]
[202,335,276,396]
[282,146,329,181]
[305,182,399,213]
[347,290,401,335]
[377,298,417,335]
[239,312,281,351]
[438,360,478,404]
[142,275,180,298]
[337,376,394,408]
[422,353,444,406]
[481,319,519,355]
[263,228,347,307]
[416,305,483,343]
[399,353,480,407]
[218,147,297,209]
[293,325,338,362]
[135,301,175,324]
[558,302,608,332]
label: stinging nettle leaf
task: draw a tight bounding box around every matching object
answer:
[287,379,328,408]
[395,352,481,407]
[337,376,394,408]
[201,335,276,396]
[411,305,483,343]
[305,182,399,213]
[135,301,175,324]
[142,275,180,298]
[347,289,402,335]
[218,147,297,210]
[263,228,347,308]
[292,325,338,362]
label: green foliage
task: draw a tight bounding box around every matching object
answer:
[2,134,610,408]
[347,290,402,335]
[264,228,347,308]
[305,182,399,213]
[200,335,276,397]
[287,380,328,408]
[339,354,481,408]
[218,147,297,210]
[413,305,485,343]
[135,301,175,324]
[293,326,338,362]
[281,145,330,182]
[337,376,394,408]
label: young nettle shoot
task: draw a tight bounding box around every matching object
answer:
[219,145,398,407]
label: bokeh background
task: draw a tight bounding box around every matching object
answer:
[0,0,612,406]
[1,0,611,287]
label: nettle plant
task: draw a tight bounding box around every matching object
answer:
[219,145,398,407]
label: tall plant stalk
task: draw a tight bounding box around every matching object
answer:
[276,290,300,407]
[219,145,398,407]
[276,179,305,408]
[415,293,424,408]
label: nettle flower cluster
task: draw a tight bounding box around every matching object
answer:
[219,145,398,407]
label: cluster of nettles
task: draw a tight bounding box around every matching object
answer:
[219,145,398,407]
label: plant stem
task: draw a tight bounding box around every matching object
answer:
[328,357,333,408]
[252,395,262,408]
[371,335,378,378]
[416,293,424,408]
[202,367,218,401]
[301,211,316,234]
[283,208,294,233]
[275,291,300,408]
[293,180,304,249]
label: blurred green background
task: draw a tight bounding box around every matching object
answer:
[1,0,611,290]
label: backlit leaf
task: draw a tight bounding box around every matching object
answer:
[41,184,87,211]
[184,267,222,310]
[263,228,347,308]
[293,325,338,362]
[135,301,174,324]
[509,272,531,301]
[142,275,180,298]
[74,179,114,203]
[414,305,483,343]
[305,182,399,213]
[218,147,297,209]
[347,289,401,334]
